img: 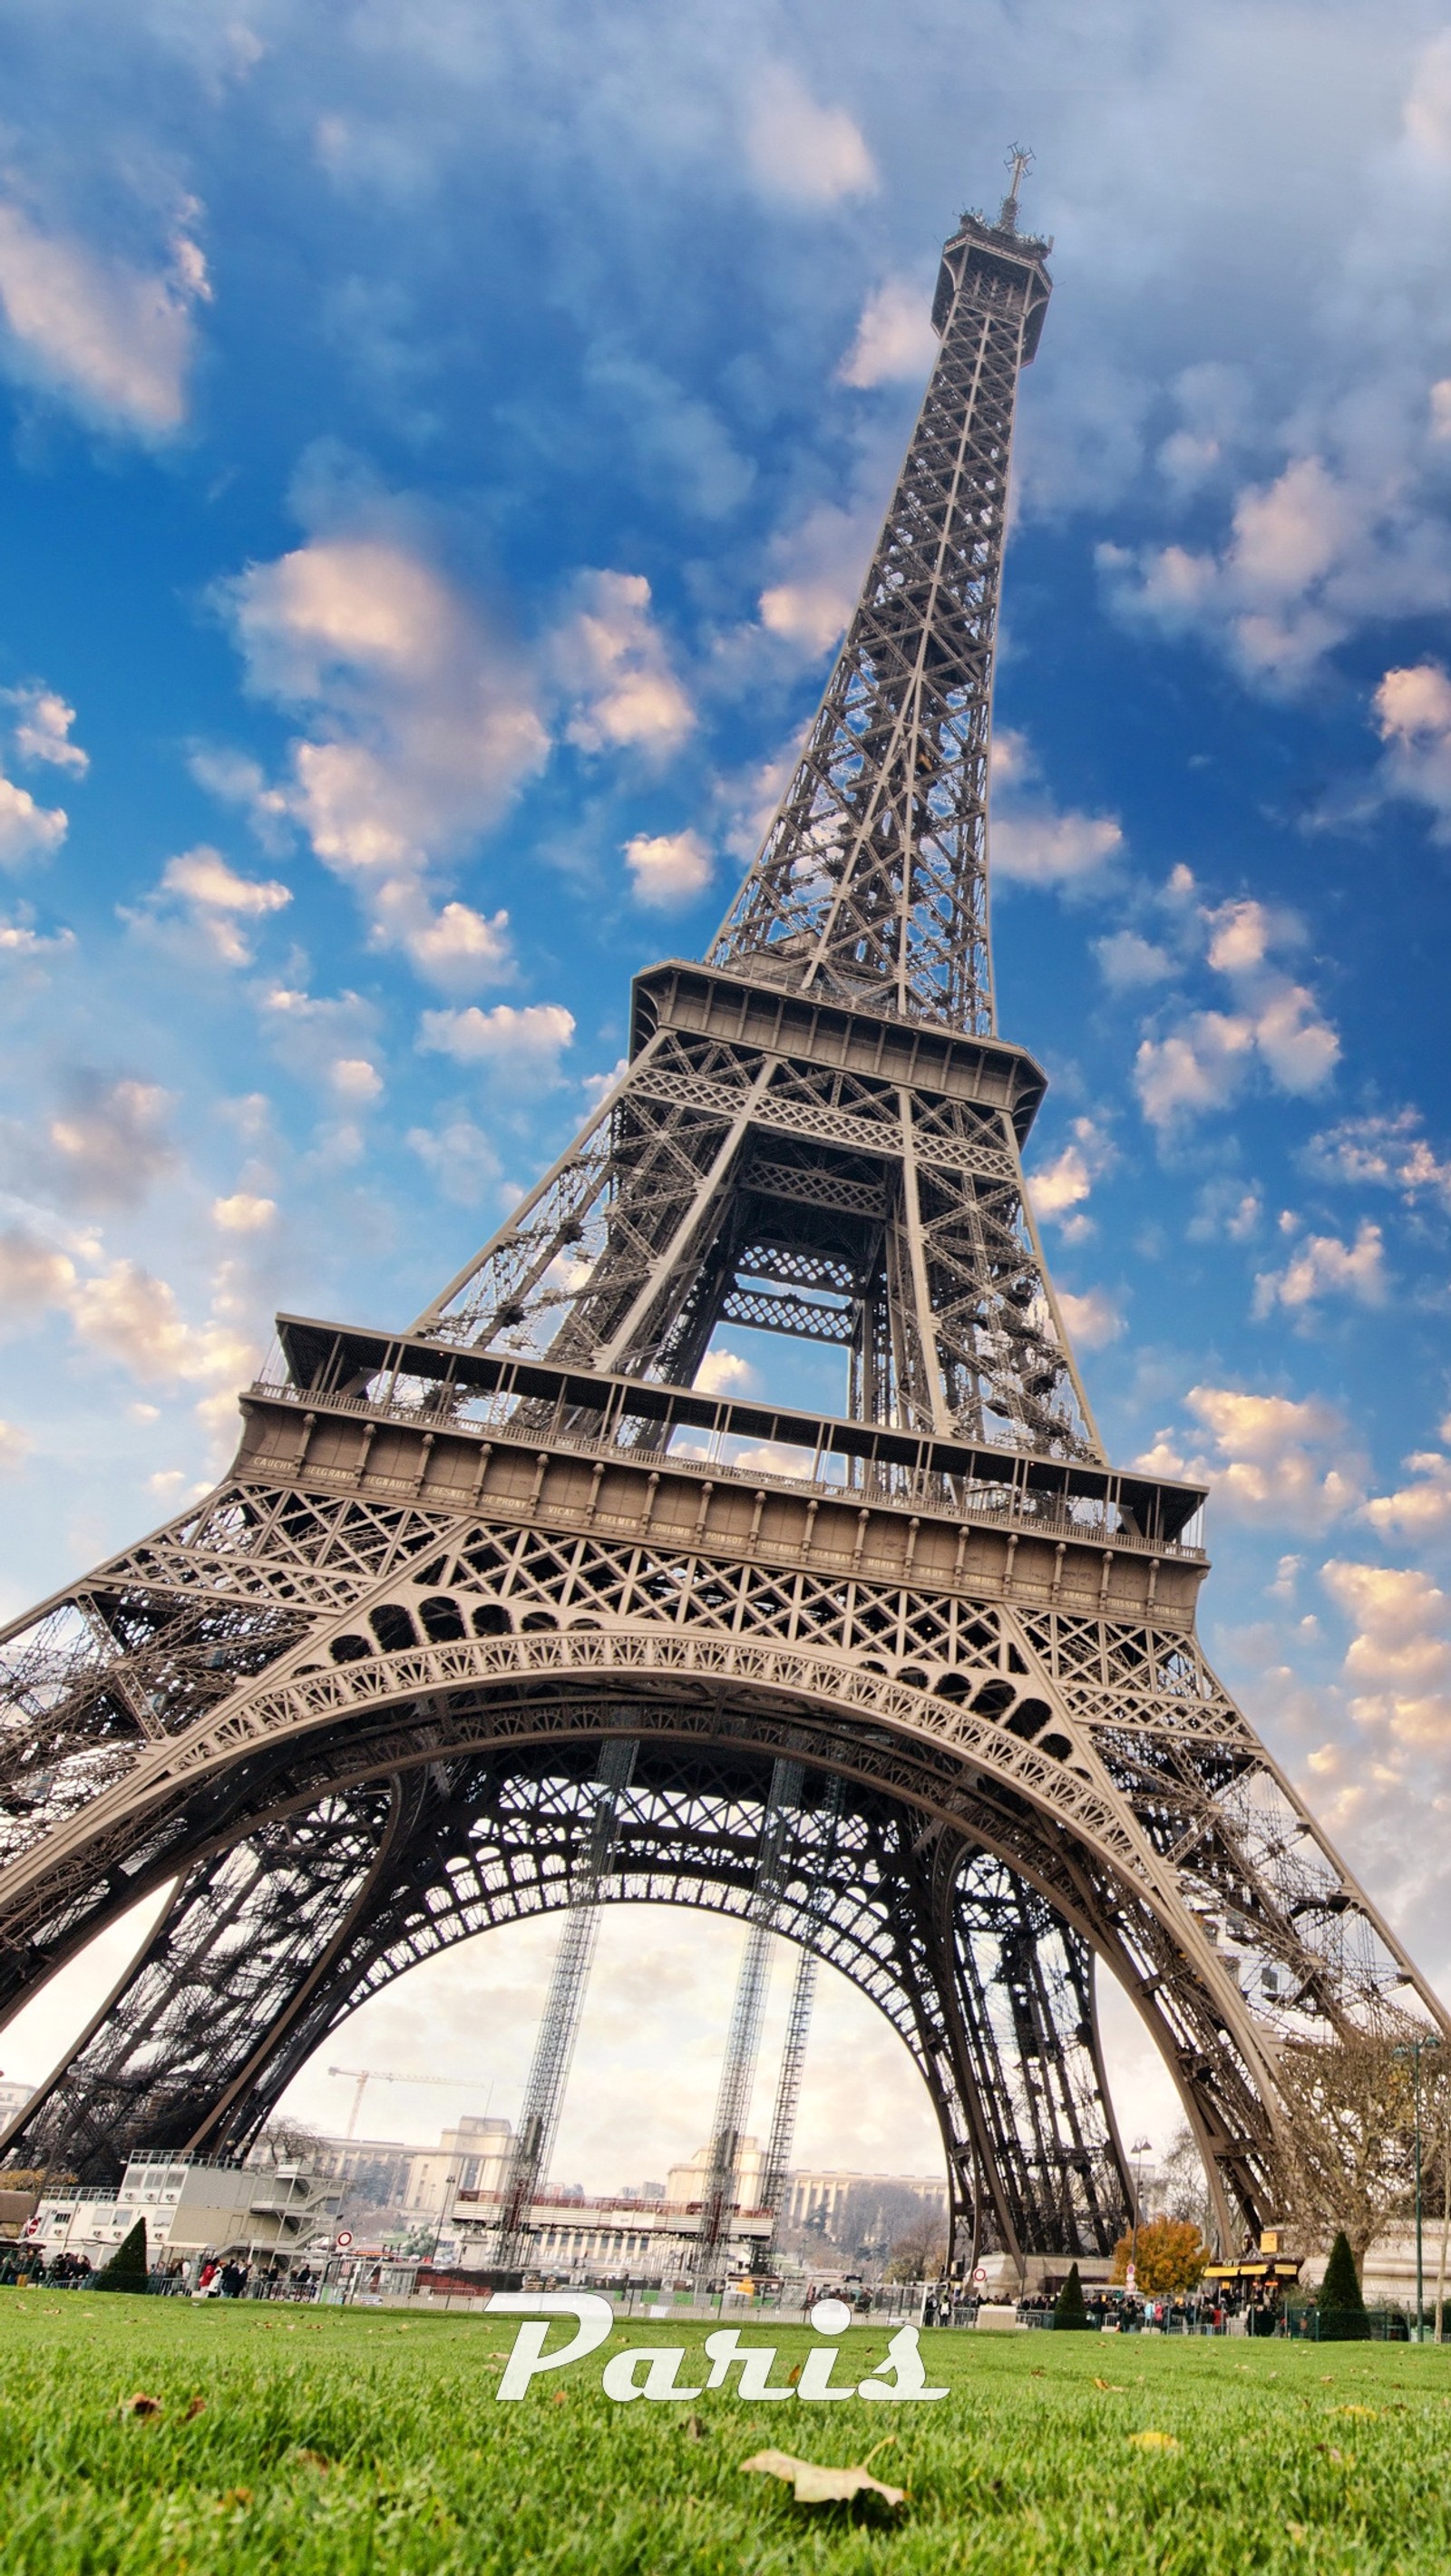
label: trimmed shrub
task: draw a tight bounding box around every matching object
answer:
[93,2218,148,2294]
[1054,2261,1090,2329]
[1316,2229,1369,2340]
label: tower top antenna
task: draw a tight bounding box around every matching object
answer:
[999,142,1033,231]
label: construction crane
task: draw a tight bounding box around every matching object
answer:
[326,2066,495,2143]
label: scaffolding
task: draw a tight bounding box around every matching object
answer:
[491,1735,637,2273]
[692,1757,809,2285]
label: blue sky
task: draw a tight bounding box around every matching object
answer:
[4,0,1451,2184]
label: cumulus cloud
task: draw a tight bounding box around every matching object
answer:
[1134,895,1339,1131]
[1027,1114,1115,1235]
[1093,928,1174,991]
[0,772,68,868]
[138,844,292,967]
[212,1191,276,1233]
[559,570,696,758]
[1363,1425,1451,1541]
[2,685,87,773]
[988,730,1124,890]
[216,518,547,984]
[1251,1219,1388,1319]
[696,1346,759,1396]
[0,1419,31,1471]
[624,829,712,908]
[757,500,878,657]
[744,66,877,208]
[0,1218,255,1415]
[838,277,937,390]
[1099,453,1451,695]
[36,1072,176,1211]
[1055,1286,1123,1347]
[407,1114,502,1208]
[1307,1107,1451,1209]
[0,197,210,437]
[417,1000,576,1078]
[1368,661,1451,837]
[1322,1560,1451,1749]
[1136,1385,1363,1531]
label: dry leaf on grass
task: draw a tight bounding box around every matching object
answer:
[295,2449,332,2474]
[119,2392,162,2418]
[682,2414,707,2443]
[1333,2405,1378,2419]
[1127,2430,1179,2453]
[182,2396,206,2422]
[742,2445,907,2508]
[1092,2377,1127,2392]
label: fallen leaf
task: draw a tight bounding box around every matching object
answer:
[1333,2405,1378,2419]
[295,2449,332,2474]
[119,2392,162,2418]
[1127,2430,1179,2453]
[683,2414,707,2444]
[786,2361,803,2386]
[550,2389,567,2406]
[215,2487,254,2511]
[742,2449,907,2508]
[1093,2377,1127,2392]
[183,2396,207,2422]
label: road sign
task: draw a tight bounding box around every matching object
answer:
[1125,2262,1136,2289]
[335,2230,354,2250]
[971,2264,988,2284]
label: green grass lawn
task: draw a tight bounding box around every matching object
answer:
[3,2293,1450,2573]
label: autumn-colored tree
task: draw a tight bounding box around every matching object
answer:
[1110,2215,1207,2294]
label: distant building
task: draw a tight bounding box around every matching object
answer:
[27,2149,341,2270]
[0,2078,33,2132]
[784,2167,949,2231]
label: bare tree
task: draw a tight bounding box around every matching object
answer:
[1158,2126,1214,2240]
[1271,2033,1417,2270]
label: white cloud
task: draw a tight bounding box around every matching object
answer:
[744,67,877,208]
[838,277,937,390]
[988,730,1124,889]
[757,500,878,657]
[0,773,67,868]
[1137,1385,1362,1531]
[0,918,73,962]
[624,829,712,908]
[328,1056,383,1103]
[142,844,292,967]
[560,570,695,759]
[1363,1429,1451,1541]
[212,1192,277,1234]
[1134,899,1339,1130]
[1322,1560,1451,1749]
[1027,1116,1115,1227]
[0,198,209,437]
[43,1073,175,1211]
[696,1346,759,1396]
[1094,929,1174,991]
[2,685,87,773]
[1251,1219,1388,1319]
[1098,449,1451,695]
[0,1419,31,1471]
[1056,1287,1123,1347]
[407,1115,502,1208]
[417,1001,576,1077]
[217,522,549,979]
[0,1224,76,1329]
[1308,1108,1451,1210]
[1369,660,1451,837]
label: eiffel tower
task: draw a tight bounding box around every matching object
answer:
[1,166,1443,2270]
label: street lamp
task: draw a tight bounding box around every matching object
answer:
[1393,2035,1443,2341]
[1128,2135,1153,2291]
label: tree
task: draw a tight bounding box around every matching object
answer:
[1317,2229,1369,2339]
[1271,2033,1417,2270]
[1053,2262,1089,2329]
[1110,2215,1207,2294]
[883,2215,949,2282]
[93,2218,148,2293]
[1158,2126,1214,2238]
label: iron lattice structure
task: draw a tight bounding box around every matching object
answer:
[1,189,1445,2270]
